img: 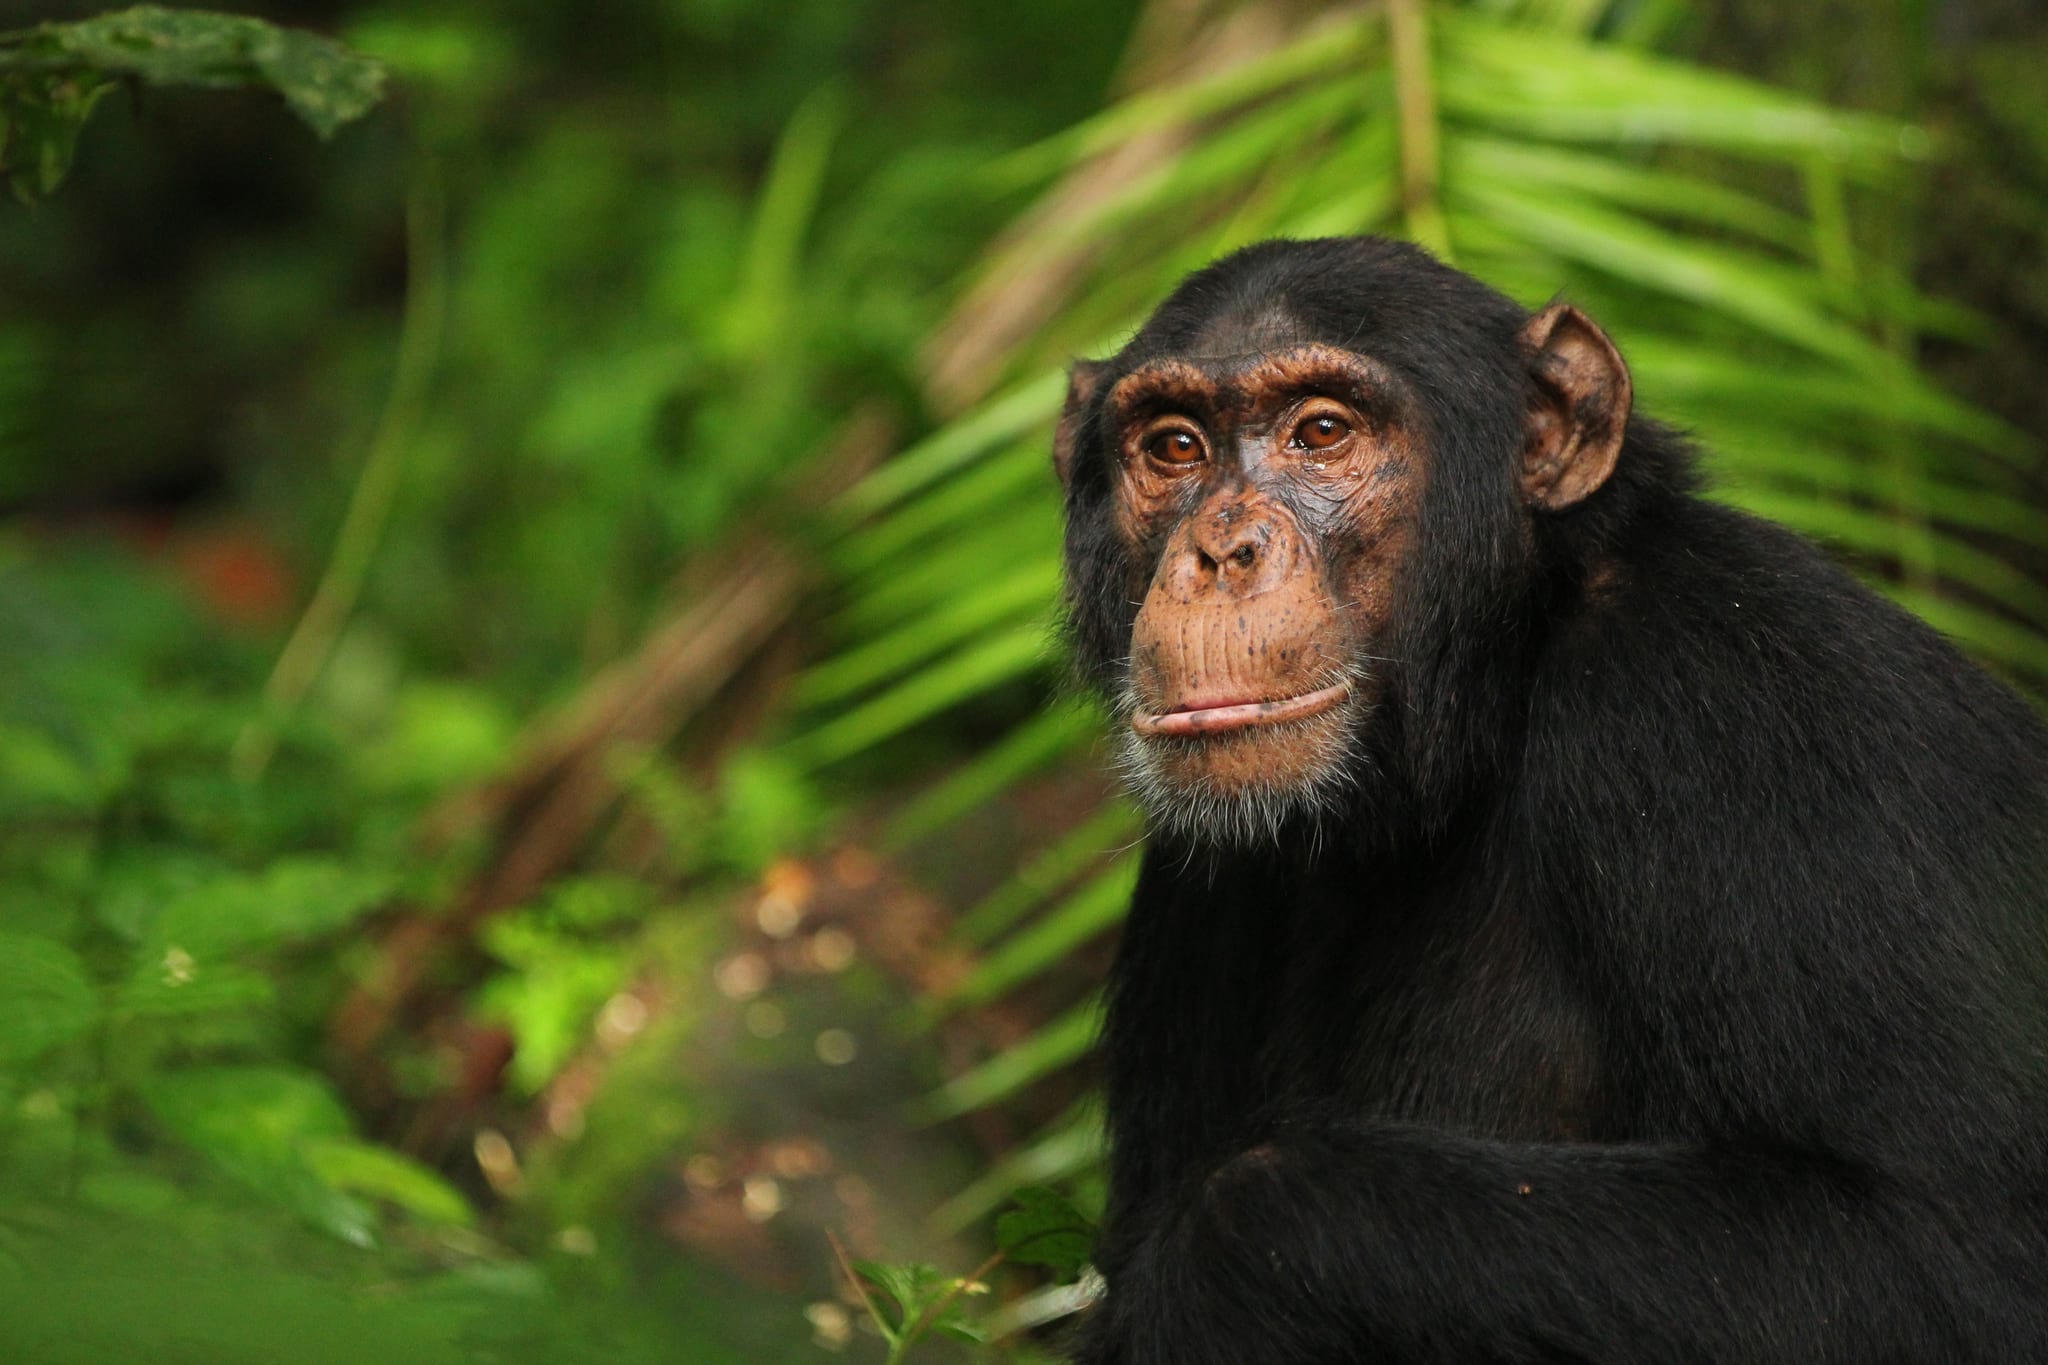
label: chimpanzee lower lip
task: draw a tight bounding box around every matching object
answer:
[1131,681,1352,738]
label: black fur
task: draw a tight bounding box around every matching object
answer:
[1059,237,2048,1363]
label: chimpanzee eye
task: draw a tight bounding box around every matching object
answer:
[1143,425,1206,466]
[1294,414,1351,451]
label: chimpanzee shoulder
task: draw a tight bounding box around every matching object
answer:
[1522,490,2048,1146]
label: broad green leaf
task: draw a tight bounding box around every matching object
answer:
[475,924,628,1095]
[0,70,113,200]
[1712,446,2048,550]
[1725,488,2048,625]
[0,7,385,199]
[1013,82,1364,260]
[152,857,392,957]
[1881,588,2048,680]
[0,933,96,1064]
[719,749,822,873]
[0,722,110,814]
[1221,118,1399,246]
[996,1185,1098,1284]
[0,7,386,135]
[1630,339,2028,464]
[1281,175,1403,240]
[356,680,518,792]
[140,1065,376,1245]
[722,84,844,361]
[1455,179,1892,369]
[142,1064,353,1148]
[111,955,274,1022]
[303,1137,474,1227]
[848,1259,987,1345]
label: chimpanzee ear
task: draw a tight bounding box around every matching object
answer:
[1053,358,1109,491]
[1518,303,1632,511]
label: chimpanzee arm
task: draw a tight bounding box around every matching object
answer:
[1082,1123,2033,1365]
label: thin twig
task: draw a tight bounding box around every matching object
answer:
[232,158,448,781]
[893,1248,1008,1362]
[1387,0,1452,260]
[827,1229,897,1343]
[829,1229,1008,1365]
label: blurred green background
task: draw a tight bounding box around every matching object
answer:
[0,1,2044,1360]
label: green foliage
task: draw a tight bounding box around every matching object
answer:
[0,1192,772,1365]
[842,1187,1097,1362]
[719,749,826,874]
[0,0,1158,1357]
[0,540,812,1361]
[0,933,95,1064]
[849,1257,992,1352]
[477,878,642,1095]
[0,554,460,1252]
[142,1063,461,1243]
[0,6,384,200]
[993,1186,1097,1285]
[0,60,114,202]
[1,0,2043,1360]
[0,0,1150,1347]
[148,857,393,955]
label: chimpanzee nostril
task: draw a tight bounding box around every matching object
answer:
[1171,502,1291,601]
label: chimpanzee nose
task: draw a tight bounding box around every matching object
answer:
[1196,519,1263,580]
[1178,503,1295,598]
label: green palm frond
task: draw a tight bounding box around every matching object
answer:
[778,0,2044,1206]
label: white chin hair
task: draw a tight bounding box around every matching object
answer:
[1112,714,1363,848]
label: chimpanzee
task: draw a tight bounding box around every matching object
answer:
[1052,236,2048,1364]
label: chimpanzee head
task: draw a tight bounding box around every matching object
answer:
[1055,237,1635,844]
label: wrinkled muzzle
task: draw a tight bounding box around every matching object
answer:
[1128,497,1347,730]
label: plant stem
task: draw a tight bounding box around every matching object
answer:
[232,160,447,782]
[827,1230,899,1350]
[887,1250,1008,1365]
[1387,0,1452,260]
[1876,0,1937,593]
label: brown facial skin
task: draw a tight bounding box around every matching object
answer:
[1109,345,1421,800]
[1071,307,1630,820]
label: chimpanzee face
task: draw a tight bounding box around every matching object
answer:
[1098,337,1423,841]
[1056,245,1630,845]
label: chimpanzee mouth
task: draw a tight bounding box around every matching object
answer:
[1129,681,1353,739]
[1114,675,1363,846]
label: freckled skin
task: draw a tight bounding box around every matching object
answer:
[1107,344,1422,796]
